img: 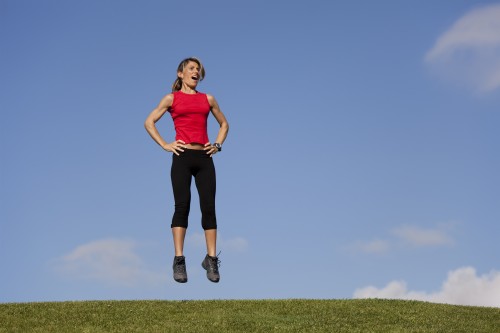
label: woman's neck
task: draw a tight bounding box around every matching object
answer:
[181,83,197,94]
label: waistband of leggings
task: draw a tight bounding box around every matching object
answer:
[177,148,210,156]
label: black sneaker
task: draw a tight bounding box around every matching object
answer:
[173,256,187,283]
[201,254,220,283]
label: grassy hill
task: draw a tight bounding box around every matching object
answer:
[1,299,499,332]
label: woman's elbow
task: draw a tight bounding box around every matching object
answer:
[144,118,155,131]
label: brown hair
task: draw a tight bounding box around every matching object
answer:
[171,57,206,92]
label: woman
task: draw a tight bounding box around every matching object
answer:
[144,57,229,283]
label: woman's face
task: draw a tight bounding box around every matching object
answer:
[178,61,201,89]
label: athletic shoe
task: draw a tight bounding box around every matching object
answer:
[173,256,187,283]
[201,254,220,283]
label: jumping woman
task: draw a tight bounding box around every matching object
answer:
[144,57,229,283]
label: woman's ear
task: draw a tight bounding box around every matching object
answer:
[177,71,183,79]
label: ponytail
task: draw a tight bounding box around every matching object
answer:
[171,77,183,92]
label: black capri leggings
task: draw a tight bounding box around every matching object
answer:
[170,149,217,230]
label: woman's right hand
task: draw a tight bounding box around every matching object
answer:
[163,140,186,155]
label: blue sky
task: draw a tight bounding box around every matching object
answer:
[1,0,500,306]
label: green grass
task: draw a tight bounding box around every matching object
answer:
[1,299,499,332]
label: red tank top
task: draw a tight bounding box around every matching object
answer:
[169,91,211,144]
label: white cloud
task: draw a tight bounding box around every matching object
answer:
[350,224,454,254]
[187,232,249,253]
[56,239,166,286]
[350,239,390,254]
[221,236,249,252]
[354,266,500,307]
[425,4,500,93]
[392,225,453,247]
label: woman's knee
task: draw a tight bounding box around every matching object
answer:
[200,204,217,229]
[171,202,190,228]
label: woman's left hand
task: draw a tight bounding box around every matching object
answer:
[204,143,218,157]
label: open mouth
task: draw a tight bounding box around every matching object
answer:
[191,76,199,81]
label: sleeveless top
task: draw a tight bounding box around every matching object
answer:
[169,91,211,144]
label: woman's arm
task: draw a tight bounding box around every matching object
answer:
[144,94,186,155]
[205,94,229,156]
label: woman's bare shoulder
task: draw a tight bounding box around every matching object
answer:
[205,93,218,105]
[159,93,175,108]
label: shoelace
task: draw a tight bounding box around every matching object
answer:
[174,258,186,273]
[208,252,221,272]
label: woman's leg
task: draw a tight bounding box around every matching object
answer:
[195,155,220,282]
[204,229,217,257]
[194,156,217,249]
[172,227,187,256]
[194,155,217,235]
[170,153,193,256]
